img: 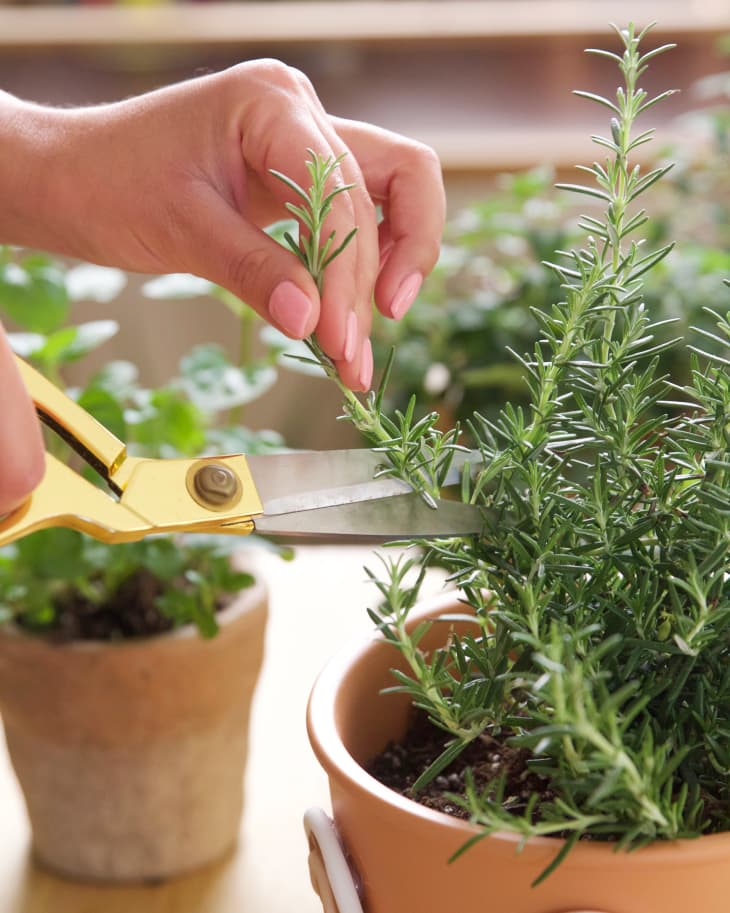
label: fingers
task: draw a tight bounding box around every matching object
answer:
[0,325,45,515]
[307,145,378,392]
[202,62,445,391]
[182,181,321,339]
[331,116,446,323]
[238,67,376,389]
[264,141,377,392]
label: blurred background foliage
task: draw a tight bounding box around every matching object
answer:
[369,78,730,434]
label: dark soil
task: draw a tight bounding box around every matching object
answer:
[368,711,555,822]
[34,569,176,643]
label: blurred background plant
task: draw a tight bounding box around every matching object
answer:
[0,246,290,640]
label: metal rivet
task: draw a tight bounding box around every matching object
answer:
[191,463,241,510]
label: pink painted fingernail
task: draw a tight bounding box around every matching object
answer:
[390,272,422,320]
[269,280,314,338]
[344,311,358,363]
[359,338,373,390]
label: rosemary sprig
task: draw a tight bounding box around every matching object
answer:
[270,151,357,295]
[271,152,466,505]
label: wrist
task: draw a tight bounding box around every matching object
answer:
[0,93,53,247]
[0,92,89,256]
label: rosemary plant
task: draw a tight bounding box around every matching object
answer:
[279,24,730,873]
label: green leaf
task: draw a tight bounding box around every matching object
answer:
[0,258,69,333]
[16,529,86,579]
[140,539,187,582]
[532,833,580,887]
[573,90,621,114]
[77,385,127,441]
[129,388,206,457]
[412,738,471,791]
[555,183,612,203]
[267,169,311,204]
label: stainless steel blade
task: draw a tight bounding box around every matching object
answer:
[261,477,414,517]
[247,450,389,503]
[252,493,483,541]
[247,448,487,518]
[247,450,413,516]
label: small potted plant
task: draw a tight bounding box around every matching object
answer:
[304,24,730,913]
[0,257,288,882]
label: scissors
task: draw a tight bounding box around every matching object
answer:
[0,356,483,548]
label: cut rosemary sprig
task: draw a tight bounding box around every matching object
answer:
[271,152,466,506]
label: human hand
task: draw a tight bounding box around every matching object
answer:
[0,60,445,391]
[0,324,45,516]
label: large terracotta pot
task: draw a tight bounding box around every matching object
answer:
[306,593,730,913]
[0,578,267,883]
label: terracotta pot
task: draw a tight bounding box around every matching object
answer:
[306,593,730,913]
[0,578,267,882]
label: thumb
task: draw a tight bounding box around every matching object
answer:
[0,326,45,515]
[188,191,320,339]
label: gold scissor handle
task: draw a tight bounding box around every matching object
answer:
[0,453,261,546]
[0,453,149,546]
[0,357,263,547]
[15,355,128,491]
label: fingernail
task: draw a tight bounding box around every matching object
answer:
[344,311,358,363]
[269,280,314,337]
[359,338,373,390]
[390,272,422,320]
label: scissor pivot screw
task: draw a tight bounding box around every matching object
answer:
[189,462,242,510]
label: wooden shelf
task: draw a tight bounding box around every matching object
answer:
[0,1,727,50]
[0,1,724,175]
[422,126,692,174]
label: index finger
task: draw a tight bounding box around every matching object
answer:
[330,117,446,321]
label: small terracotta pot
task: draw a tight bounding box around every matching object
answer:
[306,594,730,913]
[0,579,267,882]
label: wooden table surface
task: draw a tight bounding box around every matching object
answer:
[0,545,395,913]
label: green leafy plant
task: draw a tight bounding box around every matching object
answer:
[0,254,288,639]
[282,24,730,877]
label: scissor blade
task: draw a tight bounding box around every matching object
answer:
[247,450,386,498]
[247,449,488,517]
[252,493,483,542]
[247,449,413,516]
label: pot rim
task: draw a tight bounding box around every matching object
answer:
[307,590,730,864]
[0,576,266,653]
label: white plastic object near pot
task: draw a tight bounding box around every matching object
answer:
[304,807,364,913]
[304,805,611,913]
